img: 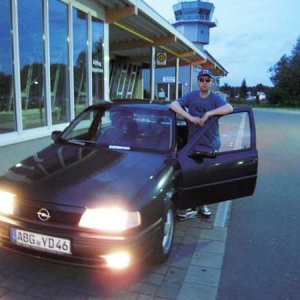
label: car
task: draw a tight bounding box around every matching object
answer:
[0,101,258,269]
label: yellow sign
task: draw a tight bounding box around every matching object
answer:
[157,52,167,65]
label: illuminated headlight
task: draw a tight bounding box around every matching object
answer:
[79,208,141,231]
[0,191,15,215]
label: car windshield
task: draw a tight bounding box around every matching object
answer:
[61,105,173,152]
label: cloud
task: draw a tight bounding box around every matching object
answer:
[144,0,300,86]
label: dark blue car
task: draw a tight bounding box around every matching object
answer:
[0,102,258,269]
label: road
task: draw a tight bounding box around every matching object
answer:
[217,109,300,300]
[0,108,299,299]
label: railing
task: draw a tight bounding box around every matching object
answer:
[174,14,218,25]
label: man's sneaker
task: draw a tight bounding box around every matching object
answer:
[177,209,198,221]
[199,205,212,218]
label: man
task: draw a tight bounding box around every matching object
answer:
[100,110,138,144]
[169,69,233,220]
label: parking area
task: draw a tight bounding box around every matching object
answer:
[0,206,228,300]
[0,137,229,300]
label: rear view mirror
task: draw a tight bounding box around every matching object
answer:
[51,130,62,142]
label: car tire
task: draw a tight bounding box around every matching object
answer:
[152,202,175,264]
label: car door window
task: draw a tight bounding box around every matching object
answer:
[189,111,253,157]
[218,112,251,153]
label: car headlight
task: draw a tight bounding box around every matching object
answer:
[79,207,141,232]
[0,191,15,215]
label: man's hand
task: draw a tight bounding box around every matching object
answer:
[198,112,210,126]
[188,115,201,125]
[188,114,209,127]
[170,100,233,128]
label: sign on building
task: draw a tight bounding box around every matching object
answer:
[157,52,167,65]
[163,76,175,83]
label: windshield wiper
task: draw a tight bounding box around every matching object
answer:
[67,139,97,146]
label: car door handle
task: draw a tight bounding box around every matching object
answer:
[240,158,257,166]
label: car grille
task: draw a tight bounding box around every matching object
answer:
[15,200,82,227]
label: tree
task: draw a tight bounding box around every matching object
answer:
[220,83,235,98]
[269,54,290,87]
[289,37,300,104]
[268,36,300,106]
[239,79,248,100]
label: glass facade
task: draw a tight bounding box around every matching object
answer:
[73,8,88,116]
[110,63,141,99]
[0,0,15,133]
[49,0,70,124]
[18,0,46,129]
[0,0,105,138]
[92,16,104,103]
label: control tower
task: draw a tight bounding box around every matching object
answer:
[172,0,217,51]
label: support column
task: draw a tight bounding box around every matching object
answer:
[44,0,52,128]
[175,57,179,100]
[87,13,93,106]
[68,3,75,121]
[189,65,193,92]
[11,0,22,132]
[150,46,155,100]
[103,23,110,101]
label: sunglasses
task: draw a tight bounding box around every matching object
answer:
[198,78,212,83]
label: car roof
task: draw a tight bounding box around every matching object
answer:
[91,100,172,112]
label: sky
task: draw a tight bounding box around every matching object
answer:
[143,0,300,87]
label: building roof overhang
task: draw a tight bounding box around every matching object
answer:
[97,0,228,76]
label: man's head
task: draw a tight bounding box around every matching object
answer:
[110,110,123,125]
[197,69,213,94]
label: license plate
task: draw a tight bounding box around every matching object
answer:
[10,228,71,255]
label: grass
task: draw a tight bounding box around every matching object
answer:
[229,100,300,111]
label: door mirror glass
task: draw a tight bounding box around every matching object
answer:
[51,130,62,142]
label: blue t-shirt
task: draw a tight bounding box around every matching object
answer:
[177,91,227,150]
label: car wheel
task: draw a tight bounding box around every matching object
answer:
[152,203,175,264]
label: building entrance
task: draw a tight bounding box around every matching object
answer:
[157,83,183,101]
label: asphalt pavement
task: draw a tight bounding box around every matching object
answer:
[0,136,231,299]
[0,206,230,299]
[217,108,300,300]
[2,108,299,299]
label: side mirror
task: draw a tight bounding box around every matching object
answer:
[188,144,217,159]
[51,130,62,142]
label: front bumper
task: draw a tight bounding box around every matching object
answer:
[0,214,162,268]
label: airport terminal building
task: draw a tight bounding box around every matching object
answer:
[0,0,227,147]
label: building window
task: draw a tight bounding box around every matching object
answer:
[110,62,141,99]
[49,0,70,124]
[73,8,88,116]
[18,0,46,129]
[0,0,15,133]
[0,0,107,140]
[92,16,104,103]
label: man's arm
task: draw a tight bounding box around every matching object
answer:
[170,100,233,127]
[199,103,233,126]
[205,103,233,117]
[169,100,200,125]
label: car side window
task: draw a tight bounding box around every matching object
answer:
[218,112,251,153]
[176,117,188,150]
[64,110,96,140]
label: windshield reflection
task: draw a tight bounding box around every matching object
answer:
[62,105,173,152]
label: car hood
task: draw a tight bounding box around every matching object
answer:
[0,143,168,208]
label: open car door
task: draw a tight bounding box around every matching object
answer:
[177,107,258,209]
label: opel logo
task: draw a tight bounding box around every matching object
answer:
[37,208,51,222]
